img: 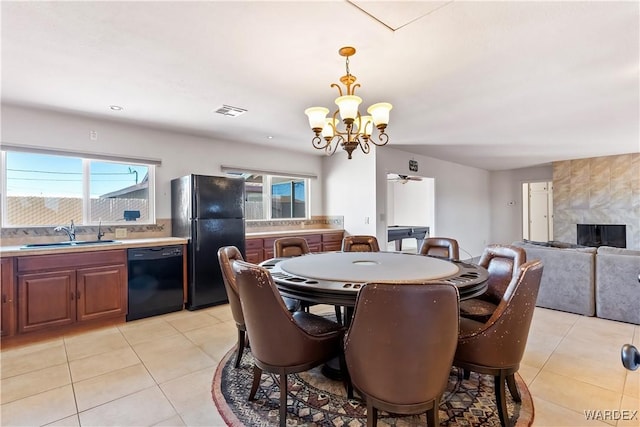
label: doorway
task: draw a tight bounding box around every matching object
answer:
[386,173,435,252]
[522,181,553,242]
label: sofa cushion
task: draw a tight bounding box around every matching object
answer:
[512,241,596,316]
[595,246,640,324]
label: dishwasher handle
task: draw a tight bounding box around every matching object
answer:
[127,246,183,260]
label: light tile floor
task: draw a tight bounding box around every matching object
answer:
[0,305,638,426]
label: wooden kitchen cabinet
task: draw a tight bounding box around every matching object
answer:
[246,231,344,263]
[245,238,264,264]
[1,257,17,337]
[76,264,127,322]
[18,270,76,333]
[16,250,127,334]
[322,232,344,252]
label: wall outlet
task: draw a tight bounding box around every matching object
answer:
[115,228,127,238]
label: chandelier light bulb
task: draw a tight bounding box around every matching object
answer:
[335,95,362,122]
[304,107,329,132]
[367,103,393,127]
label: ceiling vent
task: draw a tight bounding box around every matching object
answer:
[214,105,247,117]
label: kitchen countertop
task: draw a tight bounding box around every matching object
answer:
[245,229,343,239]
[0,237,188,257]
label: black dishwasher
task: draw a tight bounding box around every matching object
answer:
[127,246,184,321]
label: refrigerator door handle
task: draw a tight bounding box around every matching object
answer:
[193,219,198,251]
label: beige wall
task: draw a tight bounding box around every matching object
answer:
[553,153,640,249]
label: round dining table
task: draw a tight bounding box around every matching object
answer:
[260,251,489,308]
[260,251,489,379]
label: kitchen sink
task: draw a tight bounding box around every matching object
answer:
[21,240,121,249]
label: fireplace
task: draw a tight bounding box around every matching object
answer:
[577,224,626,248]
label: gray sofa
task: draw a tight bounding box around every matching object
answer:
[512,241,596,316]
[595,246,640,324]
[512,241,640,324]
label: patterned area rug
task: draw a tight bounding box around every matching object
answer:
[212,347,534,426]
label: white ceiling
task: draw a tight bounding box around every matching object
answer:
[2,1,638,171]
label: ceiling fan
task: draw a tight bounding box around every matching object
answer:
[387,174,423,184]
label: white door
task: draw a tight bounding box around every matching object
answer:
[525,181,553,242]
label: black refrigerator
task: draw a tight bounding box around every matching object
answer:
[171,174,246,310]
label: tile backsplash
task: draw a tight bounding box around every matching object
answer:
[1,216,344,246]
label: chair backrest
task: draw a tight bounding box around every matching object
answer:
[419,237,460,260]
[344,282,460,405]
[478,244,526,303]
[457,260,544,368]
[217,246,245,327]
[342,235,380,252]
[232,259,329,367]
[274,237,310,258]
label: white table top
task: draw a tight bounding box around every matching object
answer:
[278,252,460,284]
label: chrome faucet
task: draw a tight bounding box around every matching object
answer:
[54,220,76,241]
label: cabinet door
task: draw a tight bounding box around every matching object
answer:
[1,258,16,337]
[245,238,264,263]
[322,232,344,252]
[76,264,127,322]
[18,270,76,333]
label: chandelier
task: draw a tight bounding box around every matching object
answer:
[304,46,392,159]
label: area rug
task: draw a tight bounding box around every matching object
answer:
[212,347,534,427]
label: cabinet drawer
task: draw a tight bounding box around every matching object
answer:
[18,250,127,273]
[322,232,344,242]
[245,238,263,249]
[305,234,322,244]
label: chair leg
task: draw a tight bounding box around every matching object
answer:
[234,329,245,368]
[334,305,343,325]
[279,371,288,427]
[338,341,352,398]
[494,373,510,427]
[249,365,262,401]
[506,373,521,402]
[426,397,439,427]
[366,400,378,427]
[463,369,471,380]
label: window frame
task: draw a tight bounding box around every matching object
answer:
[1,149,157,227]
[224,171,311,221]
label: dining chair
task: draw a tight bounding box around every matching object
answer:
[341,235,380,252]
[459,244,526,323]
[454,260,544,427]
[419,237,460,260]
[232,259,345,427]
[344,282,460,427]
[217,245,301,367]
[274,236,343,323]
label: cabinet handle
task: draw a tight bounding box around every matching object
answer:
[70,292,74,300]
[77,290,81,300]
[1,294,6,303]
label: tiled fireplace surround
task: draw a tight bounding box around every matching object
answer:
[553,153,640,250]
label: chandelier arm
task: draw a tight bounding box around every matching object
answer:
[351,83,360,96]
[359,139,371,155]
[369,132,390,147]
[330,83,344,97]
[326,136,343,156]
[312,135,332,150]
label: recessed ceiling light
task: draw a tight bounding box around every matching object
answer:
[267,136,273,140]
[109,105,123,111]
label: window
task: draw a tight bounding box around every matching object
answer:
[2,150,155,227]
[228,172,309,220]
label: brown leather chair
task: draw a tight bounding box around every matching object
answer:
[218,246,301,367]
[419,237,460,260]
[454,260,544,427]
[341,235,380,252]
[459,244,526,323]
[217,246,248,368]
[274,236,310,257]
[344,282,460,427]
[232,259,345,427]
